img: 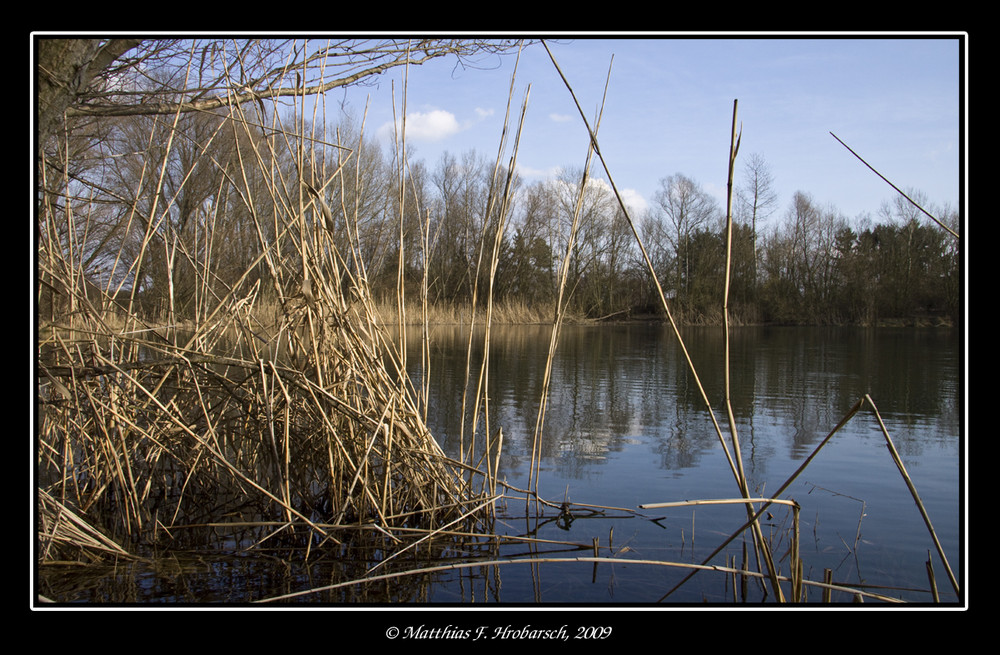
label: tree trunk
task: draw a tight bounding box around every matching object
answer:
[35,38,142,147]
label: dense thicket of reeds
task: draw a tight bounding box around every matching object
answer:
[36,51,503,567]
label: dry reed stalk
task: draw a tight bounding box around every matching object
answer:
[830,132,959,240]
[256,550,903,604]
[926,554,940,603]
[541,41,742,490]
[864,394,960,597]
[440,47,528,511]
[527,52,613,509]
[485,92,528,493]
[720,100,783,599]
[790,502,802,601]
[640,498,801,511]
[392,72,409,372]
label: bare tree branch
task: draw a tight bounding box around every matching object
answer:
[55,38,529,119]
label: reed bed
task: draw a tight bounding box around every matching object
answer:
[36,49,500,571]
[37,260,489,562]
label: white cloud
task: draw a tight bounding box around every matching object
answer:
[516,164,563,181]
[586,179,649,215]
[378,109,462,143]
[549,113,574,123]
[618,188,648,215]
[377,106,498,144]
[405,109,462,141]
[543,175,648,216]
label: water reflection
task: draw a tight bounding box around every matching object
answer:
[400,323,960,603]
[408,324,960,481]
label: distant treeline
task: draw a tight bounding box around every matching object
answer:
[39,61,959,328]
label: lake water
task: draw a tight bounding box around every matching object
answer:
[37,324,963,605]
[400,323,963,604]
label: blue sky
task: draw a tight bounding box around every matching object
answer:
[328,34,963,228]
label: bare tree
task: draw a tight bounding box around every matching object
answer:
[502,180,560,305]
[780,191,844,320]
[736,152,778,284]
[429,150,492,303]
[652,173,721,306]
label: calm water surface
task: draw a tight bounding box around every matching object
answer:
[404,324,962,604]
[40,325,962,605]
